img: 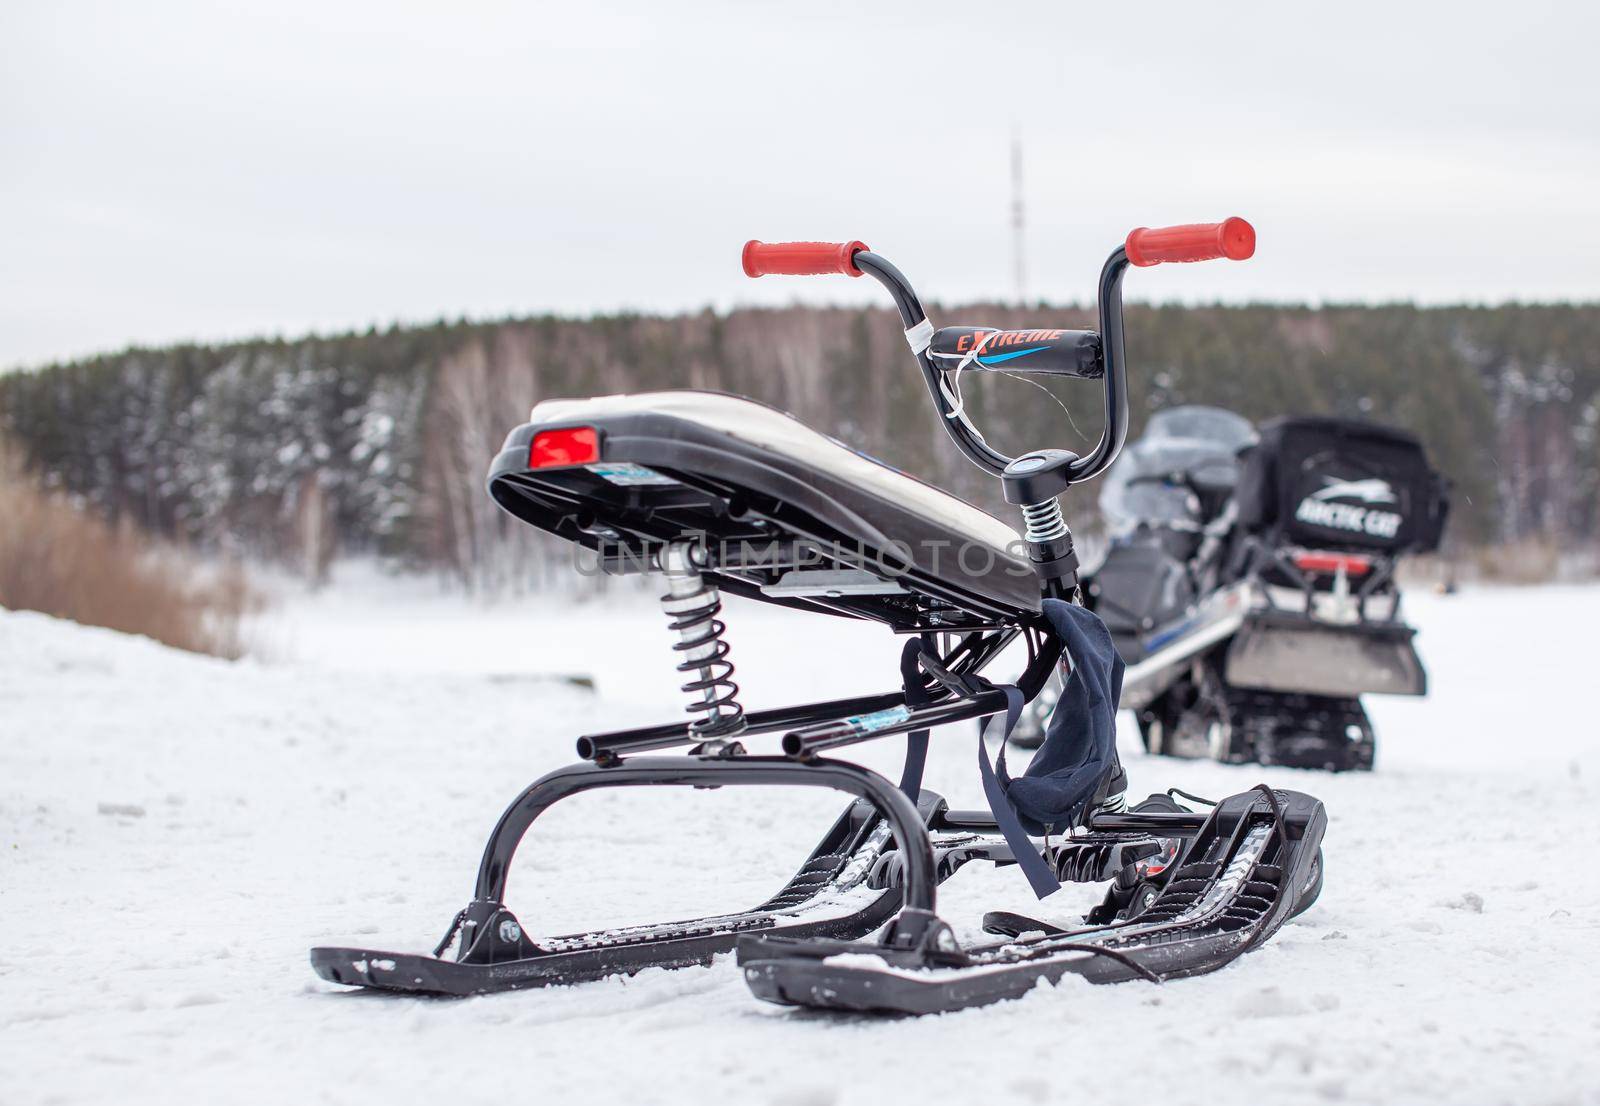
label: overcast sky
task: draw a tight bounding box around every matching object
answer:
[3,0,1597,369]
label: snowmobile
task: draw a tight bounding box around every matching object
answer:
[311,219,1328,1015]
[1072,406,1448,771]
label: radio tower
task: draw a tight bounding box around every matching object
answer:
[1010,129,1027,305]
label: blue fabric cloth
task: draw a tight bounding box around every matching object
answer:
[1000,599,1126,836]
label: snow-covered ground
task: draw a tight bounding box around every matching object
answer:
[3,573,1598,1105]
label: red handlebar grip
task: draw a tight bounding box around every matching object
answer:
[742,240,869,278]
[1125,218,1255,267]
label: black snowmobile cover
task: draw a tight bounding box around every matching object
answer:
[1234,416,1448,553]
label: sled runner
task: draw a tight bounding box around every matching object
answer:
[312,218,1329,1013]
[742,785,1326,1014]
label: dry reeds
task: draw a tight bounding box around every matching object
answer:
[0,445,264,658]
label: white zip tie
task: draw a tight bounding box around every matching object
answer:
[953,329,999,375]
[904,317,935,354]
[941,330,997,417]
[938,329,999,439]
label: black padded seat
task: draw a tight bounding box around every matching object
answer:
[487,392,1041,623]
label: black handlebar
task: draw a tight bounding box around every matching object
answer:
[854,247,1132,487]
[1083,247,1131,485]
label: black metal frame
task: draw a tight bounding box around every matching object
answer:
[577,622,1055,762]
[472,757,935,912]
[310,235,1313,1004]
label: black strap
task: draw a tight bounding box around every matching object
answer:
[990,652,1063,795]
[896,637,933,798]
[896,639,1059,898]
[977,685,1062,898]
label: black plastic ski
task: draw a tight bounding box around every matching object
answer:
[310,894,900,996]
[312,767,952,998]
[737,787,1326,1015]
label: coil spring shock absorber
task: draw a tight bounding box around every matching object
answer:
[1001,450,1082,599]
[1020,494,1080,601]
[1020,498,1069,544]
[659,540,746,740]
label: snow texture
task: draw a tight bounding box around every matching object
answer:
[3,574,1599,1105]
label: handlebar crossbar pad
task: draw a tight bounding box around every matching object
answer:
[1125,218,1255,267]
[928,326,1104,379]
[742,240,869,278]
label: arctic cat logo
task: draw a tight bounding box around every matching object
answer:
[1310,476,1397,505]
[1296,475,1403,538]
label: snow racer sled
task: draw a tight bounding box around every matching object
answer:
[1040,406,1447,771]
[311,219,1328,1015]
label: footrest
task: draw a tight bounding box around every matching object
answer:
[981,911,1067,938]
[866,832,1013,890]
[1045,831,1165,883]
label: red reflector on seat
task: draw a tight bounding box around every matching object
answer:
[529,427,599,468]
[1294,551,1372,576]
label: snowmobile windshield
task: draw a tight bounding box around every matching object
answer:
[1100,406,1257,531]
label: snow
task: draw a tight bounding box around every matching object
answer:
[4,576,1600,1105]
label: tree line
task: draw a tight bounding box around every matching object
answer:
[2,301,1596,587]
